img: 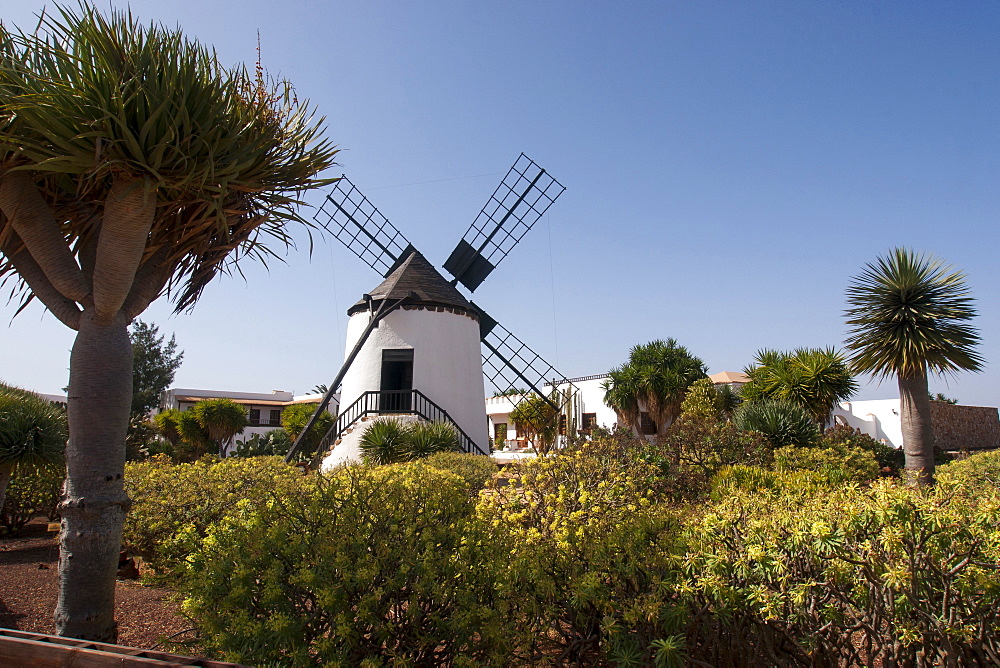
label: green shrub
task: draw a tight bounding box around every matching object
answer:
[422,451,497,492]
[406,420,460,458]
[733,399,820,447]
[773,442,881,484]
[359,418,461,464]
[568,426,687,500]
[357,417,410,464]
[183,461,509,665]
[1,460,65,535]
[123,455,305,579]
[483,443,686,665]
[232,429,292,457]
[820,423,902,471]
[657,415,775,499]
[937,449,1000,490]
[679,478,1000,665]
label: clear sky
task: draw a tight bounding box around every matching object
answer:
[3,1,998,405]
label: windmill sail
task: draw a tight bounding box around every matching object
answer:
[444,153,565,292]
[473,303,578,443]
[317,176,414,277]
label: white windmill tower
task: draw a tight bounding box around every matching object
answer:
[284,154,578,466]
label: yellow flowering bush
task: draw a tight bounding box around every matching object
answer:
[937,448,1000,489]
[421,450,499,493]
[182,461,510,666]
[483,442,687,665]
[123,454,306,578]
[679,475,1000,665]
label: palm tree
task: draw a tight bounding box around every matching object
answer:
[0,384,67,512]
[192,398,249,457]
[844,248,982,486]
[602,339,707,436]
[0,6,336,640]
[509,392,560,454]
[740,347,857,427]
[175,411,213,462]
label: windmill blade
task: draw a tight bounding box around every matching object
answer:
[316,176,414,277]
[444,153,565,292]
[473,303,578,442]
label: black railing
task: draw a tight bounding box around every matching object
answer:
[317,389,488,457]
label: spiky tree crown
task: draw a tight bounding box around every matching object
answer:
[844,248,982,380]
[0,3,338,314]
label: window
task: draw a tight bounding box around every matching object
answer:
[269,409,282,426]
[638,412,657,435]
[581,413,598,432]
[248,408,260,426]
[558,414,567,436]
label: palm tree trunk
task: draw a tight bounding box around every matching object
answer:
[898,372,934,486]
[55,309,132,641]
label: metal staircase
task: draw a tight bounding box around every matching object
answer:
[318,389,488,457]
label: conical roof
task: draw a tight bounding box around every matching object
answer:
[347,249,475,316]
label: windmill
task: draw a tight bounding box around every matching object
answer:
[285,154,578,465]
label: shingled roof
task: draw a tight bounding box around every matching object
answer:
[347,249,476,317]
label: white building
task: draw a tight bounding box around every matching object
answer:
[486,374,619,452]
[159,388,332,450]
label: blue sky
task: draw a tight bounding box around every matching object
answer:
[3,1,998,405]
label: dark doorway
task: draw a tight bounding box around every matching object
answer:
[380,349,413,411]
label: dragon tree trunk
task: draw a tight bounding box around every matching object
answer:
[55,310,133,641]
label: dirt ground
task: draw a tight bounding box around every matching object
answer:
[0,518,196,651]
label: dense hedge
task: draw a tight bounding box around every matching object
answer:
[121,441,1000,665]
[682,476,1000,665]
[421,451,499,493]
[123,455,305,578]
[482,441,686,665]
[183,461,510,665]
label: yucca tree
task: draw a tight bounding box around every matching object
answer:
[740,347,857,427]
[192,398,249,457]
[0,5,337,640]
[845,248,982,486]
[602,339,707,436]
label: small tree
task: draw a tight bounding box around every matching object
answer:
[602,339,707,436]
[0,4,336,638]
[152,409,182,451]
[175,411,212,462]
[281,403,335,459]
[129,320,183,419]
[192,398,248,457]
[0,384,67,511]
[510,393,559,454]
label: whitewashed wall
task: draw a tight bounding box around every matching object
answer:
[831,399,903,448]
[339,306,489,451]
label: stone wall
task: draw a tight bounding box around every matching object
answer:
[929,402,1000,452]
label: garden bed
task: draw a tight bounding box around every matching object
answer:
[0,519,193,651]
